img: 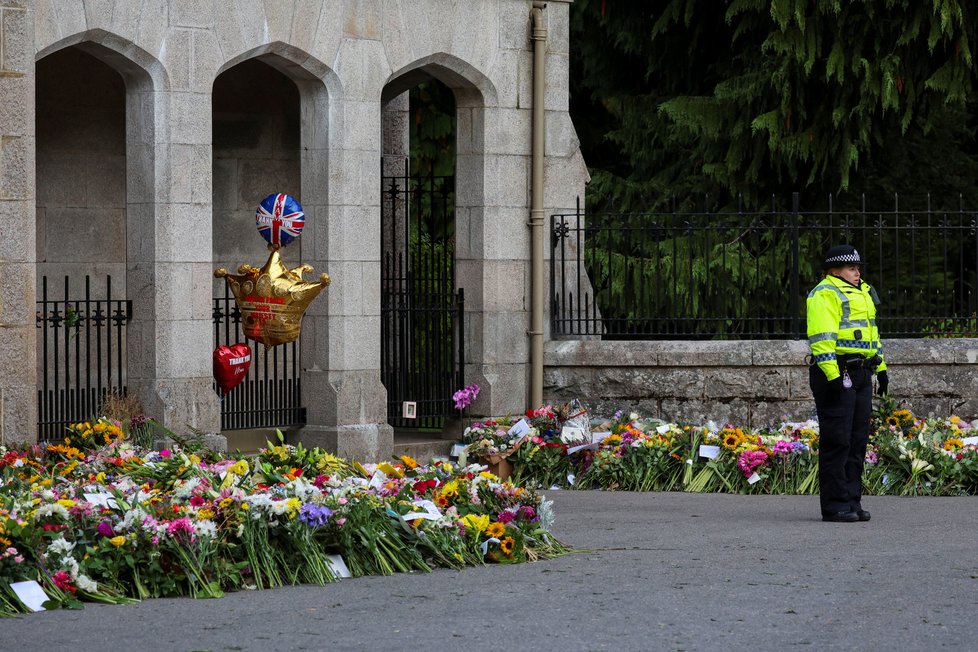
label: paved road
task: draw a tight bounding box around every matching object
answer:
[2,492,975,651]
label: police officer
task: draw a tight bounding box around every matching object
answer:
[807,245,888,523]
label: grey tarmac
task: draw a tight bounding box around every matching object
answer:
[2,492,975,652]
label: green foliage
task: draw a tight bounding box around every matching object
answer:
[570,0,978,212]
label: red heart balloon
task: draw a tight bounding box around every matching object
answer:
[213,344,252,395]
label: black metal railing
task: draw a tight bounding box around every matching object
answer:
[381,162,464,430]
[212,287,305,431]
[552,195,978,339]
[36,276,132,440]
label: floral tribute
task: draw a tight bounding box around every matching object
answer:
[0,420,567,615]
[476,400,978,496]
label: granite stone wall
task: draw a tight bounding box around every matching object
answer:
[544,339,978,426]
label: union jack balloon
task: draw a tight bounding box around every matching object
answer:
[256,193,305,248]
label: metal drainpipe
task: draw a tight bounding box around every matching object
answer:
[529,2,547,408]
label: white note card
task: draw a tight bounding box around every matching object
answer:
[747,472,761,485]
[326,554,352,578]
[698,445,721,460]
[508,418,531,439]
[11,580,48,612]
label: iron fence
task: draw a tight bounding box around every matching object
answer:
[381,162,465,430]
[36,276,131,440]
[212,287,305,431]
[551,195,978,339]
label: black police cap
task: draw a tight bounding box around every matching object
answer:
[822,244,864,270]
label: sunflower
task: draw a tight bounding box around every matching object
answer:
[499,536,515,556]
[721,432,741,450]
[943,438,965,451]
[486,521,506,538]
[885,416,900,427]
[399,455,418,470]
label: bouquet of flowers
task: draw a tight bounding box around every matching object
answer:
[0,416,569,616]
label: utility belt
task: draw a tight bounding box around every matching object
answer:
[836,353,882,370]
[806,353,881,370]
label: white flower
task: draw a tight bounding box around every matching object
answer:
[47,536,75,556]
[35,504,70,521]
[194,520,218,539]
[75,574,98,593]
[171,478,201,501]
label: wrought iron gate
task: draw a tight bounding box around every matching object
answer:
[381,162,464,430]
[36,276,132,440]
[212,286,305,430]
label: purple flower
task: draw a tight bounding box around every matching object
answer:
[96,521,114,538]
[453,384,481,411]
[298,503,333,528]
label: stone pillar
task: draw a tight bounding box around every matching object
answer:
[127,80,221,437]
[294,39,392,461]
[0,2,36,444]
[381,91,410,263]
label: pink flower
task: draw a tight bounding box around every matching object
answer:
[737,450,769,477]
[159,449,172,457]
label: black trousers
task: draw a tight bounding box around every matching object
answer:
[809,365,873,514]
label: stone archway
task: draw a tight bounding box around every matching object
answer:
[34,37,163,436]
[382,56,519,424]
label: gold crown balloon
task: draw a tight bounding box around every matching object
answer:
[215,193,329,348]
[215,250,329,348]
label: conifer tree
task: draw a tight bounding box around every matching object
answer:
[571,0,978,210]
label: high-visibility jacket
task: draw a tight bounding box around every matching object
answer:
[806,274,887,381]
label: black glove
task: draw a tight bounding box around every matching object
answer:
[828,376,844,394]
[876,370,889,396]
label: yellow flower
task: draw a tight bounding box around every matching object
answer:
[219,497,235,510]
[56,499,76,508]
[197,508,215,520]
[230,459,249,476]
[286,498,302,518]
[486,522,506,538]
[315,453,346,474]
[950,415,961,424]
[944,438,964,451]
[109,535,126,548]
[399,455,418,470]
[722,432,741,450]
[499,536,515,555]
[441,480,460,498]
[462,514,489,533]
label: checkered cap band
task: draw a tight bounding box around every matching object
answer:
[822,245,863,268]
[825,251,861,264]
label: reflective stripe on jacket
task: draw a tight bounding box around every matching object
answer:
[806,275,887,381]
